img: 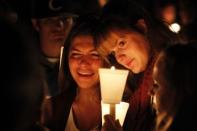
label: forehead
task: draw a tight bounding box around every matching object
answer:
[70,35,95,50]
[39,15,64,21]
[106,28,142,42]
[100,28,143,49]
[100,29,128,48]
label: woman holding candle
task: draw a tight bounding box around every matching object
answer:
[94,0,178,131]
[149,43,197,131]
[42,15,106,131]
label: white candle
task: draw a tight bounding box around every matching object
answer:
[99,66,129,104]
[59,46,64,70]
[101,101,129,126]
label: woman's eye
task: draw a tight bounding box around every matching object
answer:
[91,52,100,59]
[118,40,126,48]
[70,53,82,58]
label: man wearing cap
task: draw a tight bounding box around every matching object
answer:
[31,0,79,97]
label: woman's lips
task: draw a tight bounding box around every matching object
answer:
[77,70,94,77]
[125,59,134,68]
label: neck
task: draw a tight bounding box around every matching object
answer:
[75,86,101,104]
[72,85,101,130]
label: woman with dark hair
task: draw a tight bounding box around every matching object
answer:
[94,0,178,131]
[42,15,106,131]
[150,43,197,131]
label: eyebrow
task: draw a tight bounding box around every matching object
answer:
[70,48,97,52]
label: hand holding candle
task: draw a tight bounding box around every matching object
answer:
[99,66,129,123]
[101,101,129,126]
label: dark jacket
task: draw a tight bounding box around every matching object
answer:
[40,55,60,97]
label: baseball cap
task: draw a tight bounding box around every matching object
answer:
[31,0,80,19]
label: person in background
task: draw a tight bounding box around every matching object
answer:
[94,0,177,130]
[178,0,197,27]
[0,0,18,24]
[150,43,197,131]
[30,0,80,97]
[177,0,197,44]
[0,17,48,131]
[98,0,108,8]
[42,15,106,131]
[154,0,177,25]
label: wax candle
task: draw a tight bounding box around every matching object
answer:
[99,66,129,104]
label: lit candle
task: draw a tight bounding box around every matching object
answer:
[101,101,129,126]
[99,66,129,104]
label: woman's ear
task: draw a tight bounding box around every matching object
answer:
[31,19,40,31]
[136,19,148,33]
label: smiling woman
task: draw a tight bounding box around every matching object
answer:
[68,35,102,89]
[42,15,106,131]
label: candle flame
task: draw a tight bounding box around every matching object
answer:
[111,66,115,70]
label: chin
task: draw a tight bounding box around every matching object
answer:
[131,68,141,74]
[78,83,94,89]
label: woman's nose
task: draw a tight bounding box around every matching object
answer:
[115,53,126,64]
[113,48,125,60]
[79,56,91,66]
